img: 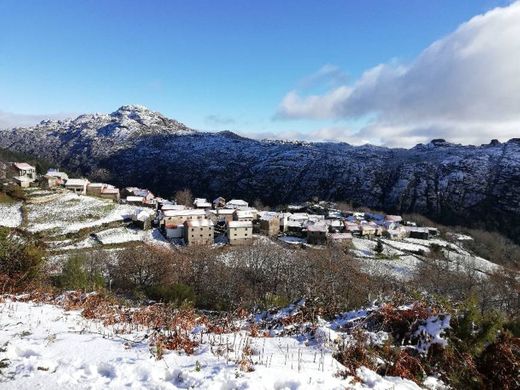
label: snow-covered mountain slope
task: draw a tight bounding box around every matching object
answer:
[1,106,520,242]
[0,298,442,389]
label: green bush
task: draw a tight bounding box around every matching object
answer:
[55,255,105,291]
[451,295,503,356]
[0,227,45,287]
[146,283,196,306]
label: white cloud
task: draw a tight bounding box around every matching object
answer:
[0,110,72,129]
[275,1,520,147]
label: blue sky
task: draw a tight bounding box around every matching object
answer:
[0,0,517,146]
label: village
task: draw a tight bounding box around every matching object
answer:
[2,161,441,249]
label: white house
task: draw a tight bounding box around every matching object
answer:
[194,198,212,209]
[225,199,249,210]
[65,178,89,195]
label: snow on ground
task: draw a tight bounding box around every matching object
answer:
[381,239,430,254]
[358,255,423,281]
[351,235,501,280]
[0,300,430,389]
[94,227,169,247]
[0,202,23,228]
[26,193,140,236]
[351,238,377,257]
[278,236,306,245]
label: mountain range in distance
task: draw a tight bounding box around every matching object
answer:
[1,104,519,242]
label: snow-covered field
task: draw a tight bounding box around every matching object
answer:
[351,236,501,281]
[94,227,169,246]
[0,202,23,228]
[0,299,438,390]
[25,193,139,236]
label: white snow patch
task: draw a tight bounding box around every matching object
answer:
[0,202,23,228]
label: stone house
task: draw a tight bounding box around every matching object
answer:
[328,232,353,247]
[194,198,212,209]
[40,175,61,189]
[132,208,155,230]
[184,219,214,246]
[384,226,407,240]
[227,220,253,245]
[259,213,280,237]
[87,183,120,202]
[233,208,257,222]
[406,227,430,240]
[45,169,68,181]
[65,178,89,195]
[307,224,328,245]
[360,224,377,238]
[12,162,36,187]
[213,196,226,209]
[162,208,207,226]
[123,187,155,205]
[99,186,120,202]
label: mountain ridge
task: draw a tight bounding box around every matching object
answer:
[1,105,520,242]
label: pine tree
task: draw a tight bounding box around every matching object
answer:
[375,239,384,255]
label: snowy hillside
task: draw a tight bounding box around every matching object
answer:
[0,296,445,389]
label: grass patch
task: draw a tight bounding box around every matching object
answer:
[0,192,15,204]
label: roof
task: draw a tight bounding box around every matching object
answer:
[87,183,105,188]
[234,209,257,218]
[307,224,328,232]
[43,175,60,181]
[46,170,68,179]
[225,199,249,208]
[194,198,212,208]
[228,221,253,228]
[217,209,235,215]
[126,196,144,202]
[345,224,361,231]
[329,233,353,240]
[13,162,35,171]
[134,209,154,222]
[185,219,214,228]
[259,212,280,221]
[288,213,309,221]
[163,208,207,217]
[65,179,89,187]
[101,188,119,194]
[134,189,153,198]
[162,204,186,211]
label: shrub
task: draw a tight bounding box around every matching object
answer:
[451,295,503,356]
[4,184,25,201]
[55,254,105,291]
[146,283,196,306]
[477,332,520,389]
[0,227,45,289]
[374,239,384,255]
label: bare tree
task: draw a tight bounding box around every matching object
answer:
[175,188,194,207]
